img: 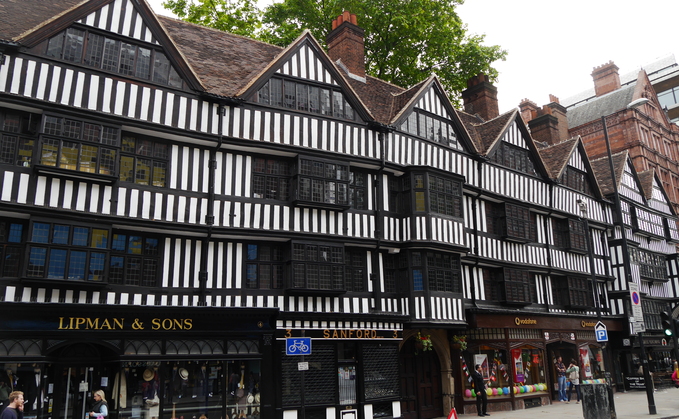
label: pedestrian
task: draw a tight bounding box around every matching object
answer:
[471,364,490,416]
[555,356,567,402]
[566,359,581,403]
[0,391,23,419]
[87,390,108,419]
[671,361,679,388]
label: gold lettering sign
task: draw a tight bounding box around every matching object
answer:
[322,329,381,339]
[57,317,192,331]
[581,321,597,328]
[514,317,537,326]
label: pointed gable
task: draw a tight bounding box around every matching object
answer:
[639,169,674,215]
[591,151,645,204]
[538,137,602,198]
[389,76,474,153]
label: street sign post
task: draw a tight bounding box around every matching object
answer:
[629,282,646,332]
[595,321,608,342]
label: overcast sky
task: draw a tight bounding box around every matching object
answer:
[146,0,679,113]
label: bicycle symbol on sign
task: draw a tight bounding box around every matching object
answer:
[288,340,309,354]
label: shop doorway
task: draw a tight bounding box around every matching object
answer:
[399,338,443,419]
[47,342,118,419]
[546,342,577,401]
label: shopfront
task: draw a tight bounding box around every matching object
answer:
[0,303,278,419]
[457,314,623,414]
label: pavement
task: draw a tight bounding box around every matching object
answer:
[442,388,679,419]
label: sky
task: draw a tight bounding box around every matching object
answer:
[146,0,679,112]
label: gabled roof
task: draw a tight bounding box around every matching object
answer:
[637,169,655,201]
[0,0,83,42]
[458,109,515,156]
[159,15,282,98]
[537,137,578,180]
[590,151,628,196]
[537,137,604,199]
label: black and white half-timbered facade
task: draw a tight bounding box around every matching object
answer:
[1,2,679,419]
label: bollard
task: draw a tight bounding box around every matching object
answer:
[581,383,610,419]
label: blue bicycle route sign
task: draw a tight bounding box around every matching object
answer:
[286,337,312,355]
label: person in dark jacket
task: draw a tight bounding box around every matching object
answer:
[87,390,108,419]
[471,365,490,416]
[0,391,23,419]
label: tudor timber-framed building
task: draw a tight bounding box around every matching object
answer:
[1,1,679,419]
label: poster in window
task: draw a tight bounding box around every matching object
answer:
[511,348,524,383]
[580,348,592,378]
[474,354,490,380]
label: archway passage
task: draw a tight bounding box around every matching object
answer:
[546,342,578,401]
[399,338,443,419]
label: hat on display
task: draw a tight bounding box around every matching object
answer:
[247,394,254,404]
[179,368,189,380]
[143,369,154,381]
[254,393,260,404]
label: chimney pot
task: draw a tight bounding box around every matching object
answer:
[327,11,366,81]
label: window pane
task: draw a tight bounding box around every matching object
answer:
[126,257,141,285]
[80,145,98,173]
[0,135,17,164]
[246,264,258,288]
[135,47,151,79]
[153,52,171,85]
[152,161,166,187]
[144,238,159,256]
[120,155,134,182]
[32,223,50,243]
[100,148,116,176]
[91,229,109,248]
[73,227,89,246]
[89,252,106,281]
[68,250,87,280]
[27,247,47,277]
[413,269,423,291]
[60,141,79,170]
[41,139,59,167]
[47,248,67,279]
[63,28,85,62]
[109,255,124,284]
[8,224,23,243]
[136,158,151,185]
[85,33,104,68]
[52,225,70,245]
[102,38,120,72]
[247,244,258,260]
[46,34,64,58]
[119,43,136,75]
[128,236,142,254]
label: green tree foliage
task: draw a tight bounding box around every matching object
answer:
[162,0,506,96]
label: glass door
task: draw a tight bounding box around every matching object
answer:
[59,366,95,419]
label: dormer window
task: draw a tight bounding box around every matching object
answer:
[399,110,460,149]
[490,142,536,176]
[255,77,356,121]
[43,27,183,89]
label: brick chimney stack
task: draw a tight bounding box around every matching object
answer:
[592,61,621,97]
[327,11,365,81]
[461,74,499,121]
[520,95,569,146]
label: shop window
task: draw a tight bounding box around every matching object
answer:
[293,158,350,208]
[120,135,169,187]
[252,158,290,200]
[552,276,593,309]
[408,172,463,217]
[44,27,183,88]
[0,108,38,167]
[489,142,536,176]
[255,77,355,121]
[399,109,461,149]
[291,242,344,291]
[410,251,461,293]
[552,218,588,253]
[245,244,285,289]
[461,347,547,403]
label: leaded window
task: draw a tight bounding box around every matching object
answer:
[399,109,460,149]
[0,220,24,277]
[292,243,344,290]
[409,172,463,217]
[553,218,588,253]
[503,203,535,242]
[0,109,38,167]
[552,276,593,308]
[411,251,461,293]
[344,249,365,292]
[295,158,350,206]
[45,27,183,88]
[245,243,284,289]
[559,166,593,196]
[630,248,666,281]
[490,142,536,176]
[255,77,355,121]
[109,233,159,286]
[252,158,290,200]
[120,134,169,187]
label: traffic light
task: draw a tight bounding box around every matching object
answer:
[661,311,674,336]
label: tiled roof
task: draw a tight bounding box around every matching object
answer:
[590,151,628,196]
[347,75,404,125]
[537,138,578,180]
[637,169,655,200]
[158,16,283,98]
[0,0,82,42]
[567,84,636,129]
[465,109,516,156]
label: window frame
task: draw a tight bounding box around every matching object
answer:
[502,203,536,243]
[289,242,346,295]
[408,171,464,218]
[293,157,351,209]
[244,243,285,290]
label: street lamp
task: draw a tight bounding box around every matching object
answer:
[601,97,654,414]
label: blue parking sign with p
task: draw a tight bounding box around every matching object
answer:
[596,329,608,341]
